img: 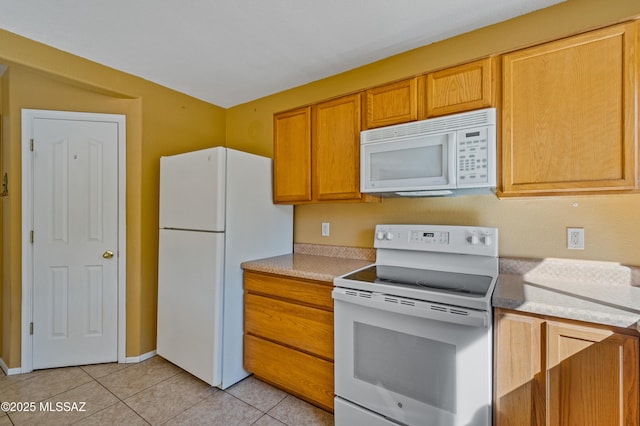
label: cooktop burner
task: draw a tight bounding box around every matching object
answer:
[341,265,493,298]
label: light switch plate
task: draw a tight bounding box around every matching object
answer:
[322,222,330,237]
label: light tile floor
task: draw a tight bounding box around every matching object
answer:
[0,356,334,425]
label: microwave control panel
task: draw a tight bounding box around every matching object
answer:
[457,127,491,185]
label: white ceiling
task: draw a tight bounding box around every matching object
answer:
[0,0,563,108]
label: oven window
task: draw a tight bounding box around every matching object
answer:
[353,322,456,413]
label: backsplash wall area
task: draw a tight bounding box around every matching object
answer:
[226,0,640,269]
[294,194,640,266]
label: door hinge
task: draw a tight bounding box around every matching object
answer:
[30,139,34,151]
[30,322,34,335]
[30,230,34,243]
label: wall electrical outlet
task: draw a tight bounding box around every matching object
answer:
[321,222,330,237]
[567,227,585,250]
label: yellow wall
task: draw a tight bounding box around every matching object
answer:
[2,0,640,371]
[227,0,640,267]
[0,30,226,368]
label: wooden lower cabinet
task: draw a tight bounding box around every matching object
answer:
[244,335,334,410]
[494,310,545,425]
[494,308,639,426]
[243,271,334,412]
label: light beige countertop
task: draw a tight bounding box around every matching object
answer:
[241,243,374,283]
[494,258,640,330]
[243,245,640,331]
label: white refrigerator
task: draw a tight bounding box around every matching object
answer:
[157,147,293,389]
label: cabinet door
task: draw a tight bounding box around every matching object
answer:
[494,309,546,426]
[273,107,312,203]
[547,321,639,426]
[501,22,638,196]
[363,78,417,129]
[312,94,362,201]
[422,58,496,118]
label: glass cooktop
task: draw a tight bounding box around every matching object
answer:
[342,265,493,298]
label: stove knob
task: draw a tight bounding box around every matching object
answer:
[483,236,493,246]
[470,235,480,245]
[386,232,394,240]
[376,231,386,240]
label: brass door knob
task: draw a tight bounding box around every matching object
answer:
[103,250,114,259]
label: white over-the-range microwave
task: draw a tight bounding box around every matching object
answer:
[360,107,496,197]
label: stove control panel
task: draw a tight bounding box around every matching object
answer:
[374,224,498,257]
[377,229,451,244]
[409,230,449,244]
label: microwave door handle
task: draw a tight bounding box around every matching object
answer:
[446,132,456,186]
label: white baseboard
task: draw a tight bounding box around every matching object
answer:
[2,351,158,375]
[124,349,157,364]
[0,357,23,376]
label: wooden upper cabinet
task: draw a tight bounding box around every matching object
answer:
[363,78,418,129]
[421,57,497,118]
[273,94,369,204]
[501,22,638,196]
[312,93,363,201]
[273,107,311,202]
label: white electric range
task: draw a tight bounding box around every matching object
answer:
[333,224,498,426]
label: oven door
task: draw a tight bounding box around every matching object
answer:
[333,288,492,426]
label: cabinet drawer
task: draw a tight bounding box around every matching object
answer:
[245,293,333,360]
[244,334,334,412]
[244,271,333,310]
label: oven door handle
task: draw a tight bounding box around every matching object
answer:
[332,287,489,328]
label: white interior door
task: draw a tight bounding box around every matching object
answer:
[32,117,119,369]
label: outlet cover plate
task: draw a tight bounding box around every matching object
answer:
[567,227,584,250]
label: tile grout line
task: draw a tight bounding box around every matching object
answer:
[136,388,214,426]
[249,413,285,426]
[1,359,331,426]
[93,362,186,424]
[4,367,95,416]
[71,374,151,426]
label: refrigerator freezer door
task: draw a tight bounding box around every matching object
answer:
[159,147,226,232]
[157,229,225,386]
